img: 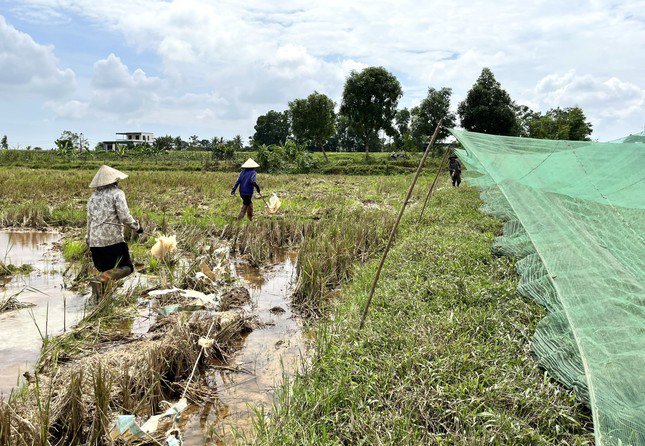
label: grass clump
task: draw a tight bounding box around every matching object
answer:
[254,183,593,445]
[0,261,33,277]
[293,208,395,314]
[0,294,34,313]
[61,239,87,262]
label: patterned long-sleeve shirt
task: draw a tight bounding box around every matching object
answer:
[86,185,139,247]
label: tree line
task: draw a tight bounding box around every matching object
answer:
[251,67,593,157]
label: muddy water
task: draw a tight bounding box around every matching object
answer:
[0,231,87,396]
[181,252,306,445]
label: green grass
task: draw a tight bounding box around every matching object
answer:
[61,239,87,262]
[0,149,434,175]
[254,182,593,445]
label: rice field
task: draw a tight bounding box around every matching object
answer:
[0,161,592,445]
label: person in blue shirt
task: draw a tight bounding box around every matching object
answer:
[231,158,261,220]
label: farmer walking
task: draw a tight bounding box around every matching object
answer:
[231,158,261,221]
[448,155,462,187]
[86,165,143,299]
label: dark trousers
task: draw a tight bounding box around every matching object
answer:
[451,171,461,187]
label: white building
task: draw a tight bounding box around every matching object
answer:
[101,132,155,151]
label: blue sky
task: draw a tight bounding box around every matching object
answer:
[1,0,643,148]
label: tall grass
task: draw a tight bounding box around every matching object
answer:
[293,208,395,314]
[254,182,594,445]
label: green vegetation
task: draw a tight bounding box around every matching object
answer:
[255,183,592,445]
[410,87,456,145]
[61,239,87,262]
[253,110,291,147]
[520,106,593,141]
[0,150,431,175]
[458,67,518,136]
[289,91,336,160]
[0,261,33,277]
[0,159,593,444]
[340,66,403,156]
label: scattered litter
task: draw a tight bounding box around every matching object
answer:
[112,398,188,441]
[180,289,219,306]
[151,235,178,260]
[266,193,281,214]
[140,398,188,434]
[165,428,183,446]
[157,304,205,315]
[198,337,214,348]
[148,288,182,296]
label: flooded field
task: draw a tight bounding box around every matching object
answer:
[0,231,87,395]
[182,252,305,444]
[0,230,306,444]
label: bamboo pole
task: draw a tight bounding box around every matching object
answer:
[358,119,443,330]
[418,143,452,222]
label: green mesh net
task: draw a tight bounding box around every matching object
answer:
[450,129,644,446]
[610,130,645,144]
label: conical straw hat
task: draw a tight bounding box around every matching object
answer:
[89,165,128,188]
[241,158,259,168]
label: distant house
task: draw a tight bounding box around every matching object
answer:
[100,132,155,151]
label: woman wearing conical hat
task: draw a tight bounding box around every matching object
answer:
[86,165,143,298]
[231,158,261,221]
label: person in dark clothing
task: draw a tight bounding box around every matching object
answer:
[448,155,462,187]
[231,158,261,221]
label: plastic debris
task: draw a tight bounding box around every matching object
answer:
[151,235,178,260]
[114,415,145,439]
[198,337,214,348]
[266,193,281,214]
[156,304,204,315]
[140,398,188,434]
[165,428,183,446]
[148,288,182,296]
[112,398,188,440]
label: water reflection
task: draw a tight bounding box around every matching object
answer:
[0,231,88,396]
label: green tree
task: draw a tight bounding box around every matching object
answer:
[253,110,290,147]
[528,107,593,141]
[56,130,89,153]
[231,135,244,151]
[513,104,538,137]
[1,135,7,150]
[340,66,403,157]
[289,92,336,161]
[154,135,174,152]
[410,87,456,147]
[458,68,518,136]
[394,108,411,149]
[173,136,184,150]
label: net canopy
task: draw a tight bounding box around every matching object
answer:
[609,130,645,144]
[450,129,644,446]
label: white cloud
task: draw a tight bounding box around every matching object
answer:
[92,53,161,90]
[0,15,75,96]
[534,71,645,120]
[2,0,645,144]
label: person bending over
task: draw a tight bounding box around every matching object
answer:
[86,165,143,299]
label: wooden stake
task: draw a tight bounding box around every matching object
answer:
[358,119,443,330]
[418,143,452,222]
